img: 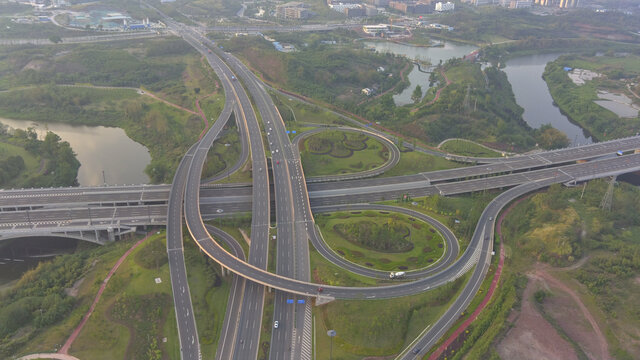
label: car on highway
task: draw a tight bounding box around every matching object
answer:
[317,287,323,293]
[276,160,280,164]
[274,321,279,329]
[412,347,421,355]
[216,209,224,213]
[231,75,237,81]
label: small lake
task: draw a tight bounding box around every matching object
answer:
[0,118,151,186]
[504,54,593,146]
[363,40,478,106]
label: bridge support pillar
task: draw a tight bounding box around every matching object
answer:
[107,227,115,242]
[268,286,272,293]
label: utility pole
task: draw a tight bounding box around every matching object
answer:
[600,176,616,212]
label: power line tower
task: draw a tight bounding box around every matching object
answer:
[463,85,471,113]
[600,176,616,212]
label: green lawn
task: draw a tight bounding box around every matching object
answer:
[440,139,503,158]
[300,130,389,177]
[270,91,349,127]
[316,211,445,271]
[309,246,382,287]
[314,274,469,359]
[0,139,41,185]
[381,149,465,178]
[69,233,178,360]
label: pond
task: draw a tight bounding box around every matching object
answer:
[363,40,478,106]
[0,118,151,186]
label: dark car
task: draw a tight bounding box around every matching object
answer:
[412,347,421,355]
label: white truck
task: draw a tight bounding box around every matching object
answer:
[389,271,406,279]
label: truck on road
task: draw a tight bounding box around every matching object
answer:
[389,271,406,279]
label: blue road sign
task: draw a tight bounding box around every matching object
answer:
[286,299,294,304]
[297,299,305,304]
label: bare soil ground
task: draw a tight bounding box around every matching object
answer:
[497,273,578,360]
[497,263,611,360]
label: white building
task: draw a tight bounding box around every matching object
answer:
[435,2,455,11]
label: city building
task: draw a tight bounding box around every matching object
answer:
[533,0,578,7]
[499,0,532,7]
[276,2,311,19]
[435,1,455,11]
[389,1,434,14]
[462,0,496,5]
[364,0,390,6]
[363,24,390,35]
[344,5,366,17]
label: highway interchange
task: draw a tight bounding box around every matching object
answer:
[2,18,640,360]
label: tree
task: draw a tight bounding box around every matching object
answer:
[411,85,423,103]
[49,35,62,44]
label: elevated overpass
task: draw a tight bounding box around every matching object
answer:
[2,152,639,247]
[2,135,639,213]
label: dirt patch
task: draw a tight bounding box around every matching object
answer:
[634,276,640,286]
[64,277,85,297]
[239,228,251,247]
[531,266,611,360]
[497,275,578,360]
[498,264,611,360]
[22,59,48,71]
[542,282,604,360]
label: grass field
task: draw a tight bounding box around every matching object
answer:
[0,138,41,186]
[300,130,389,177]
[69,232,179,359]
[314,274,469,359]
[309,245,382,287]
[440,139,503,158]
[202,120,242,180]
[316,211,445,271]
[381,149,465,177]
[270,91,349,127]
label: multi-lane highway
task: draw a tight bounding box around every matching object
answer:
[3,18,640,360]
[3,135,639,212]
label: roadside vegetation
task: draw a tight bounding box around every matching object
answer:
[440,139,503,158]
[446,180,640,359]
[202,116,243,180]
[544,53,640,140]
[0,125,79,188]
[314,275,468,359]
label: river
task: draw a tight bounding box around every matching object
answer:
[363,40,478,106]
[504,53,593,146]
[0,118,151,186]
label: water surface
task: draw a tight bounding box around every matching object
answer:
[0,118,151,186]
